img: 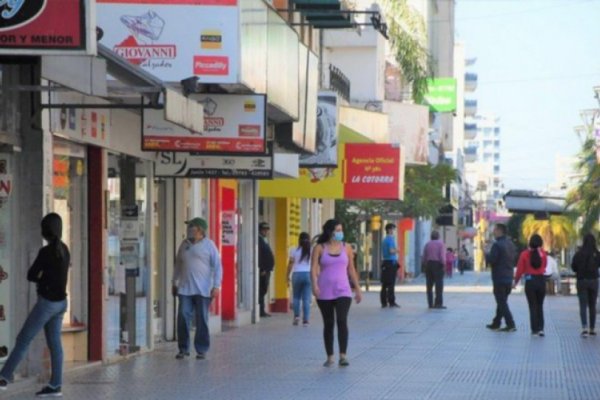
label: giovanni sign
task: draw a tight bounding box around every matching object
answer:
[0,0,93,54]
[143,94,266,154]
[97,0,239,83]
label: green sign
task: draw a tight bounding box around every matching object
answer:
[423,78,457,112]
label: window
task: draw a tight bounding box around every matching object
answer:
[53,138,88,328]
[494,166,500,174]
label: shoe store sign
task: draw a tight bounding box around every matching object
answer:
[0,0,94,55]
[144,94,266,154]
[154,152,273,179]
[97,0,239,83]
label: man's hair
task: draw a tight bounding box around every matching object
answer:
[495,224,507,235]
[385,223,396,232]
[431,230,440,240]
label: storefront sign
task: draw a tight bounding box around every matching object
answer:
[260,140,405,200]
[0,157,11,363]
[423,78,457,113]
[343,144,404,200]
[97,0,239,83]
[50,92,111,147]
[144,94,266,154]
[221,211,237,246]
[154,152,273,179]
[0,0,92,54]
[300,91,339,168]
[0,174,11,198]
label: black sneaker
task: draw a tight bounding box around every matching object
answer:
[500,326,517,332]
[581,330,589,338]
[538,331,545,337]
[590,330,597,336]
[35,386,62,397]
[390,304,401,308]
[486,324,500,331]
[0,378,7,391]
[175,352,190,360]
[196,353,206,360]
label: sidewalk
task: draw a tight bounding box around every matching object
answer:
[3,271,600,400]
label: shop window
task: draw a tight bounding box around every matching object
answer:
[53,138,88,329]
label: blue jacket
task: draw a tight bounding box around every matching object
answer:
[486,236,516,284]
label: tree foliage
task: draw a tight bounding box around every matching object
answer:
[521,215,576,251]
[383,0,432,103]
[566,135,600,235]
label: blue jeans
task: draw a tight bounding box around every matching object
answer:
[292,272,311,321]
[177,295,212,354]
[0,297,67,389]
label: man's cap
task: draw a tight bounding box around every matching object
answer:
[185,217,208,230]
[385,223,396,231]
[259,222,270,230]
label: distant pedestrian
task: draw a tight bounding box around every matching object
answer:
[514,234,547,336]
[172,217,222,360]
[422,230,446,309]
[544,251,560,294]
[485,223,517,332]
[571,233,600,338]
[287,232,312,326]
[380,223,400,308]
[458,245,469,275]
[258,222,275,317]
[445,248,456,278]
[0,213,70,397]
[311,219,362,367]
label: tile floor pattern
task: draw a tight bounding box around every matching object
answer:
[3,272,600,400]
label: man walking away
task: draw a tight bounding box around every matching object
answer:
[172,217,222,360]
[258,222,275,317]
[422,231,447,309]
[485,223,517,332]
[381,223,400,308]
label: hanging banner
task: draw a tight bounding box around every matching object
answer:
[221,211,237,246]
[423,78,457,113]
[154,152,273,179]
[0,0,93,55]
[97,0,239,83]
[0,158,12,363]
[143,94,266,154]
[299,91,339,168]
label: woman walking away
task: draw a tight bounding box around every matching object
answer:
[571,233,600,338]
[514,234,547,337]
[446,248,456,278]
[311,219,362,367]
[0,213,70,397]
[287,232,313,326]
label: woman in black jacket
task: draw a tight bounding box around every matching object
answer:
[0,213,70,397]
[571,233,600,337]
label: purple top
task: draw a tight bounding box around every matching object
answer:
[423,239,446,264]
[317,244,352,300]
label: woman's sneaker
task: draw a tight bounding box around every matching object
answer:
[581,330,589,338]
[302,320,309,327]
[293,317,300,326]
[35,386,62,397]
[589,330,596,336]
[0,378,7,391]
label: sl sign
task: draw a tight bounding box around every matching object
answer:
[155,152,273,180]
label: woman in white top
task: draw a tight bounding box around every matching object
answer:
[287,232,312,326]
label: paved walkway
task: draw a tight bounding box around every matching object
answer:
[3,271,600,400]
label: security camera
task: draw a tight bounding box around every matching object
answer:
[180,76,199,96]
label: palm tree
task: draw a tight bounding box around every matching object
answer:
[566,135,600,235]
[521,215,576,251]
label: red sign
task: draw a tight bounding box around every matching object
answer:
[193,56,229,76]
[343,144,403,200]
[0,0,87,52]
[143,136,265,153]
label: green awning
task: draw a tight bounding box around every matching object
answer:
[292,0,352,29]
[292,0,342,10]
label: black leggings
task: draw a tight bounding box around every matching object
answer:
[317,297,352,356]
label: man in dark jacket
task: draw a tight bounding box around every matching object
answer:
[485,223,517,332]
[258,222,275,317]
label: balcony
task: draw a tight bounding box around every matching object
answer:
[464,122,477,140]
[465,73,478,92]
[329,64,350,102]
[464,99,477,117]
[464,146,478,163]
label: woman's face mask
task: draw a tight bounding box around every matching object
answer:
[334,231,344,242]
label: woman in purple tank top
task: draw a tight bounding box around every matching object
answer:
[311,219,362,367]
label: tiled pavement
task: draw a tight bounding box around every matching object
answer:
[3,271,600,400]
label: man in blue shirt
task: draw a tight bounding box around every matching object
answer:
[172,217,223,360]
[381,223,400,308]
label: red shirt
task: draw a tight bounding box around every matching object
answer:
[514,248,547,284]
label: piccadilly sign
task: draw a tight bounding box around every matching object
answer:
[154,152,273,179]
[0,0,93,54]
